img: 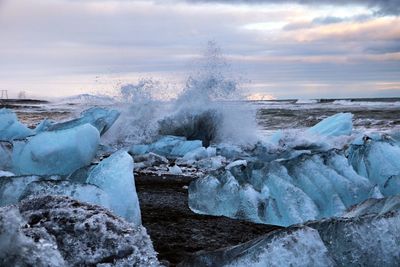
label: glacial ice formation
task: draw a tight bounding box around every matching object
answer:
[0,196,159,267]
[87,151,141,226]
[180,196,400,267]
[348,135,400,196]
[189,150,375,226]
[12,124,100,175]
[0,109,33,141]
[307,112,353,137]
[35,107,120,136]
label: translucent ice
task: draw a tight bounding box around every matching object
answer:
[87,151,141,226]
[12,123,99,175]
[189,151,374,226]
[35,107,120,136]
[348,136,400,196]
[307,112,353,137]
[0,109,33,141]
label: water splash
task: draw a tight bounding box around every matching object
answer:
[105,42,258,146]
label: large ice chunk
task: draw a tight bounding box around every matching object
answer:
[189,151,374,226]
[307,112,353,137]
[36,107,120,136]
[348,136,400,196]
[0,109,33,141]
[12,123,100,175]
[87,151,141,226]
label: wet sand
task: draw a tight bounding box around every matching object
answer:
[135,174,281,266]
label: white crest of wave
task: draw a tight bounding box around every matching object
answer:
[103,42,259,147]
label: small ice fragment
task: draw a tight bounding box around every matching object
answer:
[225,160,247,170]
[168,165,183,175]
[0,109,33,141]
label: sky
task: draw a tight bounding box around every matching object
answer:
[0,0,399,99]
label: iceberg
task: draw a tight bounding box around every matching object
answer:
[0,195,159,266]
[35,107,120,136]
[0,109,33,141]
[307,112,353,137]
[181,196,400,267]
[348,136,400,196]
[189,150,374,226]
[87,151,141,226]
[12,123,100,175]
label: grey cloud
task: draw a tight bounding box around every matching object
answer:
[312,16,344,25]
[283,14,374,31]
[183,0,400,15]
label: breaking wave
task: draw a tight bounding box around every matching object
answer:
[103,42,258,147]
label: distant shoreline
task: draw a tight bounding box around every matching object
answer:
[0,99,49,104]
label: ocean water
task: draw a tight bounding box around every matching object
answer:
[253,98,400,136]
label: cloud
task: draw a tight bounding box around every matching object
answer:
[183,0,400,15]
[0,0,398,98]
